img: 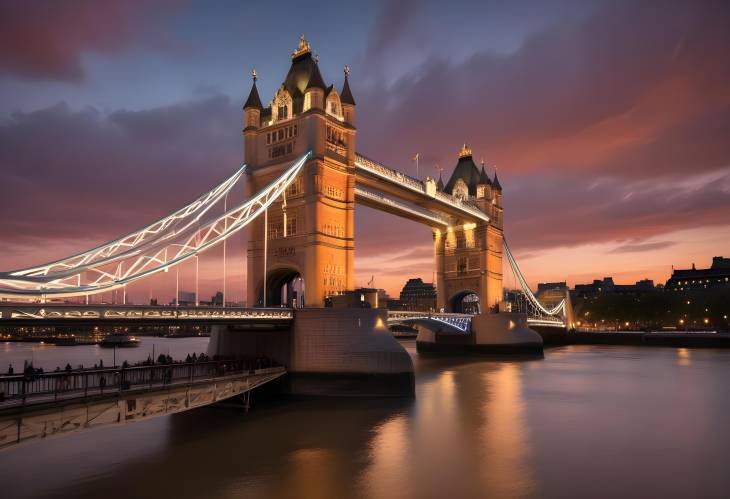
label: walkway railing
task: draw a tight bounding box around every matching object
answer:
[0,360,284,410]
[354,153,489,222]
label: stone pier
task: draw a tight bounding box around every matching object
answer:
[209,308,414,397]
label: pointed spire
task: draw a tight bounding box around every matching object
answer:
[437,172,445,191]
[493,167,502,191]
[243,69,262,110]
[479,164,491,185]
[341,65,356,105]
[306,60,326,90]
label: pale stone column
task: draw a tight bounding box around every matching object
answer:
[434,229,446,310]
[486,224,504,312]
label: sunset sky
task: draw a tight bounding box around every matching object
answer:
[1,0,729,303]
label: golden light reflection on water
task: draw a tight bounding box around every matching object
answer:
[676,348,691,367]
[359,363,537,499]
[359,415,411,499]
[282,448,339,499]
[479,363,534,498]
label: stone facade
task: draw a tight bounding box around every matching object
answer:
[243,37,356,307]
[435,145,504,313]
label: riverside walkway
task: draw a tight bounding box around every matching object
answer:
[0,360,286,451]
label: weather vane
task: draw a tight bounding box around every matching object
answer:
[251,68,257,82]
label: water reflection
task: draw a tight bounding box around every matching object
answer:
[359,415,411,499]
[479,364,534,498]
[676,347,691,367]
[357,357,536,499]
[2,342,730,499]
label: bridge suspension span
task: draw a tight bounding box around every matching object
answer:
[0,152,311,300]
[503,238,571,328]
[0,145,571,331]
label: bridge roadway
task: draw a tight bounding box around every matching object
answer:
[0,361,286,451]
[0,304,294,328]
[0,304,510,329]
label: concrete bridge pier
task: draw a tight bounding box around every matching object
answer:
[416,312,543,355]
[209,308,414,397]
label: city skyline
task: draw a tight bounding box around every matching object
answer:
[1,0,729,301]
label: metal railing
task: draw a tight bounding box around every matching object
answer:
[0,360,284,409]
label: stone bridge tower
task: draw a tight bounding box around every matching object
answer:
[243,36,357,307]
[434,145,503,314]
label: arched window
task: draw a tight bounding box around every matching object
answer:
[272,89,292,122]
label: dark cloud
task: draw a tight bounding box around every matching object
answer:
[364,0,418,59]
[609,241,677,254]
[0,0,183,82]
[505,170,730,250]
[356,0,730,180]
[0,95,240,250]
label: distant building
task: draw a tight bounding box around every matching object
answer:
[398,278,437,311]
[177,290,196,306]
[537,282,567,293]
[376,289,390,307]
[572,277,655,298]
[386,298,405,310]
[536,282,568,309]
[665,256,730,291]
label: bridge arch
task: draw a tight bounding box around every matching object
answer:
[449,290,481,315]
[258,265,305,308]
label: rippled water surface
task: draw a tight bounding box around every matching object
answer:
[2,339,729,499]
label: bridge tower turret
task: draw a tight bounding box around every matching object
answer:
[244,36,356,307]
[340,65,356,125]
[436,145,503,314]
[243,69,263,161]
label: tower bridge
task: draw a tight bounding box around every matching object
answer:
[0,36,572,401]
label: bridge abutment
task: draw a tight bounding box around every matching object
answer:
[210,308,415,397]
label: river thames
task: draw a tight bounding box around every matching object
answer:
[2,338,729,499]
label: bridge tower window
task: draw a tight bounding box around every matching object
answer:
[278,105,288,121]
[457,257,467,275]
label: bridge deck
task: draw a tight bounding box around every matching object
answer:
[0,304,293,327]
